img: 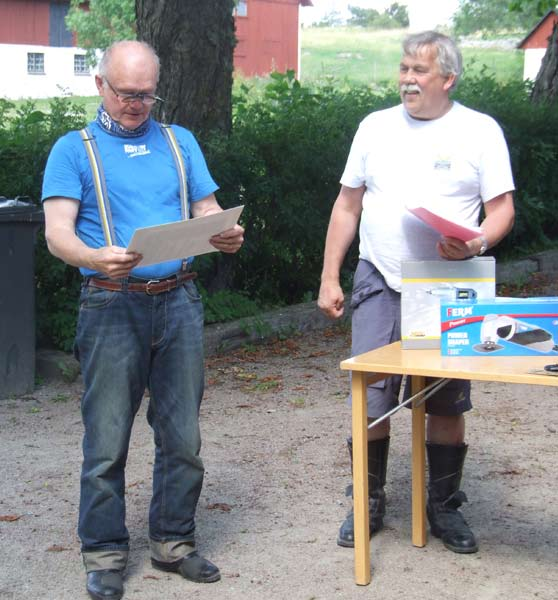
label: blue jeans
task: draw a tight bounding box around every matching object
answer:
[74,279,205,556]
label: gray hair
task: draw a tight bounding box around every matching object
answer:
[403,31,462,90]
[98,40,160,83]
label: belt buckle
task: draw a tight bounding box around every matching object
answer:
[145,279,160,295]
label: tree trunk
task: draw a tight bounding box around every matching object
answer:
[531,21,558,104]
[135,0,236,134]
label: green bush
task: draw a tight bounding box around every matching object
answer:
[454,69,558,257]
[2,73,558,351]
[0,98,87,350]
[201,70,558,309]
[199,285,262,324]
[201,72,400,307]
[0,97,87,198]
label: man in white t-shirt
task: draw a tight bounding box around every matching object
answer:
[318,31,515,554]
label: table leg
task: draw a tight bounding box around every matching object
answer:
[411,375,427,547]
[352,371,370,585]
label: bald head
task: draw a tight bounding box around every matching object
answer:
[98,40,160,84]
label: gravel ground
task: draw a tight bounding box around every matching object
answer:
[1,325,557,600]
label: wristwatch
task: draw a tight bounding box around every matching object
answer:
[477,235,488,256]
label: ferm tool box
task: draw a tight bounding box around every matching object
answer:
[440,297,558,356]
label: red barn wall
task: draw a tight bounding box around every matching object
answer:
[0,0,50,45]
[0,0,303,77]
[235,0,301,77]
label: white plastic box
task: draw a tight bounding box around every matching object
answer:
[401,257,495,349]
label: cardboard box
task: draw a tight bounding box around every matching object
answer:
[401,257,495,349]
[440,297,558,356]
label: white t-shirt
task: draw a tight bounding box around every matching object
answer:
[340,102,515,292]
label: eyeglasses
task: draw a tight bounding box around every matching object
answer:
[104,77,164,105]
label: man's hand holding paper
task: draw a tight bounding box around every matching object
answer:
[209,223,245,254]
[437,235,477,260]
[126,204,244,267]
[406,204,485,260]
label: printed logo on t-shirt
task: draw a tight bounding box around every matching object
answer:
[434,155,451,170]
[124,144,151,158]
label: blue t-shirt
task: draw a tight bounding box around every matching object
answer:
[41,118,219,279]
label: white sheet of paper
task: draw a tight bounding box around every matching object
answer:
[127,205,244,267]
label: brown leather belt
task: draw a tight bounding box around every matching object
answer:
[87,271,197,295]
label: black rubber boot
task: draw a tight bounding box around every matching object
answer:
[86,570,124,600]
[426,442,478,554]
[337,437,389,548]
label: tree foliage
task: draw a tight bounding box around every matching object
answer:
[509,0,556,13]
[452,0,543,35]
[314,11,345,27]
[65,0,136,65]
[348,3,409,28]
[386,3,409,26]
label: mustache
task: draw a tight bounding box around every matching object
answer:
[400,83,421,94]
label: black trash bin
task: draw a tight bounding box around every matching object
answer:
[0,196,44,399]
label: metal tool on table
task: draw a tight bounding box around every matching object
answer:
[474,314,558,353]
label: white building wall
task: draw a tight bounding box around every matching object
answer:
[0,44,98,100]
[523,48,546,81]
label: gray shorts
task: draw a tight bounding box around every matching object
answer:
[350,259,472,418]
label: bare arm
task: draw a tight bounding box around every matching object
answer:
[437,191,515,260]
[318,185,365,319]
[43,197,142,279]
[192,193,244,254]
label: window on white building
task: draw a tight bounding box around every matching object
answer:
[74,54,89,75]
[27,53,45,75]
[235,0,248,17]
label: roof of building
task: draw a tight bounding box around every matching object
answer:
[517,9,558,49]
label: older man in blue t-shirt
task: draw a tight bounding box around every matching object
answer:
[42,40,244,600]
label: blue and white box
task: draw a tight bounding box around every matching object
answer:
[440,297,558,356]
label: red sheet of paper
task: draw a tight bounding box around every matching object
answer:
[407,206,481,242]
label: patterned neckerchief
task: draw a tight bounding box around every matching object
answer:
[96,105,152,138]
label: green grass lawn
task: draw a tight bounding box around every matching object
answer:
[59,96,100,118]
[8,95,100,120]
[300,27,524,85]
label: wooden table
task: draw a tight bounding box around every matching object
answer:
[340,342,558,585]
